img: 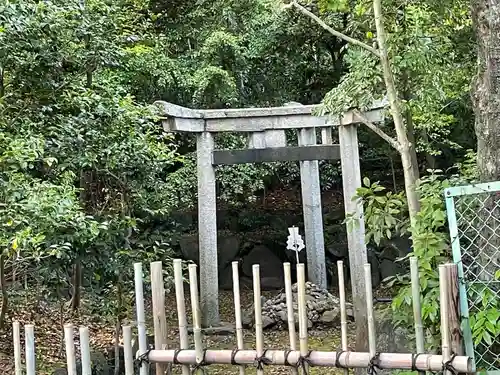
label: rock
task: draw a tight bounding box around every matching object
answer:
[187,322,235,335]
[368,250,381,288]
[380,258,404,280]
[241,245,284,288]
[219,263,235,290]
[52,349,124,375]
[319,309,340,324]
[327,243,348,258]
[178,233,241,269]
[375,307,415,353]
[260,276,285,290]
[262,314,276,329]
[243,281,354,329]
[218,236,241,267]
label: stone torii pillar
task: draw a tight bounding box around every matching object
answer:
[156,100,384,343]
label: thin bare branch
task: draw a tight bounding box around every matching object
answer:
[352,109,400,151]
[285,1,380,57]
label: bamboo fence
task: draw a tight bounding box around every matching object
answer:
[11,259,472,374]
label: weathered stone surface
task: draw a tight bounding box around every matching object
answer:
[380,258,404,280]
[187,322,235,336]
[241,245,284,288]
[242,281,354,329]
[178,233,240,268]
[375,308,415,353]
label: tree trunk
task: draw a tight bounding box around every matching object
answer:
[69,261,82,311]
[373,0,420,224]
[472,0,500,181]
[471,0,500,282]
[0,255,8,330]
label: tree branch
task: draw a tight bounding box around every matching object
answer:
[284,1,380,57]
[352,109,400,151]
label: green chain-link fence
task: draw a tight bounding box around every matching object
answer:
[445,182,500,375]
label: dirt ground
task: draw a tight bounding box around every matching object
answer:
[0,286,358,375]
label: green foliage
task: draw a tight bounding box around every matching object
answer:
[469,282,500,347]
[346,177,407,245]
[350,166,489,350]
[0,0,180,318]
[318,0,475,164]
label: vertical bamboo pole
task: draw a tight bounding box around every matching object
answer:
[253,265,264,375]
[151,261,168,375]
[297,264,308,375]
[410,257,425,375]
[364,264,376,357]
[13,321,22,375]
[122,325,135,375]
[445,263,463,356]
[79,326,92,375]
[25,324,35,375]
[134,262,149,375]
[283,263,298,375]
[337,261,348,375]
[232,261,246,375]
[439,265,451,375]
[173,259,191,375]
[64,324,77,375]
[189,264,204,367]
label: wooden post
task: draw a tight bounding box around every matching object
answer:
[445,263,463,356]
[232,261,246,375]
[79,327,92,375]
[134,262,149,375]
[339,124,368,353]
[439,265,451,375]
[173,259,191,375]
[337,261,349,375]
[364,264,376,357]
[253,265,264,375]
[25,324,36,375]
[410,257,425,375]
[123,325,135,375]
[13,321,22,375]
[284,263,298,375]
[188,264,204,367]
[151,261,168,375]
[297,264,309,375]
[64,324,77,375]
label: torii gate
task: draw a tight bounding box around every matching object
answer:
[156,100,385,348]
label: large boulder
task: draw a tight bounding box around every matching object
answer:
[178,233,241,269]
[241,245,285,289]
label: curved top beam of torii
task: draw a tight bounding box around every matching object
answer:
[153,99,387,133]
